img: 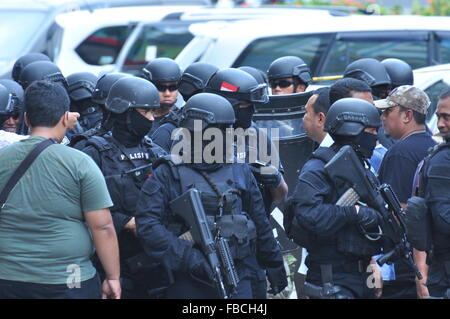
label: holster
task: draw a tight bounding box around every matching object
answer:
[303,264,352,299]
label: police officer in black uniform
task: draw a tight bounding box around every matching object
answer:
[82,76,166,298]
[267,56,312,95]
[410,90,450,298]
[205,68,289,298]
[135,93,283,298]
[67,72,101,133]
[290,98,384,299]
[69,72,132,150]
[142,58,182,136]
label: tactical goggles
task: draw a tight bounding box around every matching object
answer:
[269,79,295,89]
[179,73,204,96]
[68,80,95,95]
[292,64,312,84]
[344,69,376,87]
[44,72,69,90]
[155,83,179,92]
[207,83,269,104]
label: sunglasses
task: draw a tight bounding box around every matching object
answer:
[270,79,294,89]
[155,83,178,92]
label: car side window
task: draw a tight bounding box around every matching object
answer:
[436,32,450,64]
[121,24,194,75]
[320,32,429,76]
[424,80,450,122]
[75,25,134,66]
[232,34,333,74]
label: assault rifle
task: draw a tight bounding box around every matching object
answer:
[324,145,422,279]
[170,188,239,299]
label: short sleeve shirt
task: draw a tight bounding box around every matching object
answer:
[0,136,113,284]
[378,131,437,204]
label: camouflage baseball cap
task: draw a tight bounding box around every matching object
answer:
[374,85,430,115]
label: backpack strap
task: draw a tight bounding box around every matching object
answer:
[0,139,55,212]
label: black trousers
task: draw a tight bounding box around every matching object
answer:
[381,280,417,299]
[306,266,375,299]
[427,261,450,298]
[164,272,253,299]
[0,274,101,299]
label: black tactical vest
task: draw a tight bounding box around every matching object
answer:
[86,134,164,216]
[308,147,381,258]
[418,142,450,261]
[160,157,257,261]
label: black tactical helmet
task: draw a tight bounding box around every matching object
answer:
[180,93,235,131]
[324,98,381,137]
[0,79,24,110]
[19,61,68,90]
[178,62,219,101]
[238,66,268,85]
[267,56,312,86]
[381,58,414,89]
[142,58,182,83]
[105,77,160,114]
[92,72,132,105]
[66,72,98,102]
[344,58,391,88]
[205,68,268,105]
[12,53,50,82]
[0,84,13,117]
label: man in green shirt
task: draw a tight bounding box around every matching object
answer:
[0,80,120,299]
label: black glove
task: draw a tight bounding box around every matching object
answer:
[355,206,381,229]
[250,164,282,188]
[186,248,216,287]
[266,265,288,295]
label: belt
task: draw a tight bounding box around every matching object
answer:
[308,260,370,275]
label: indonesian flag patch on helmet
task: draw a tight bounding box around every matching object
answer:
[220,81,239,92]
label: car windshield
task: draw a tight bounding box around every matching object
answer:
[0,10,47,60]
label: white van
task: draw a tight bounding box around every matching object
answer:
[176,14,450,77]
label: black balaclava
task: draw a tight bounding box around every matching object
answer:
[354,131,378,159]
[332,131,378,160]
[112,109,153,147]
[227,98,254,129]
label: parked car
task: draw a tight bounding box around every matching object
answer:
[54,4,208,76]
[176,14,450,77]
[413,63,450,136]
[112,7,335,75]
[0,0,210,78]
